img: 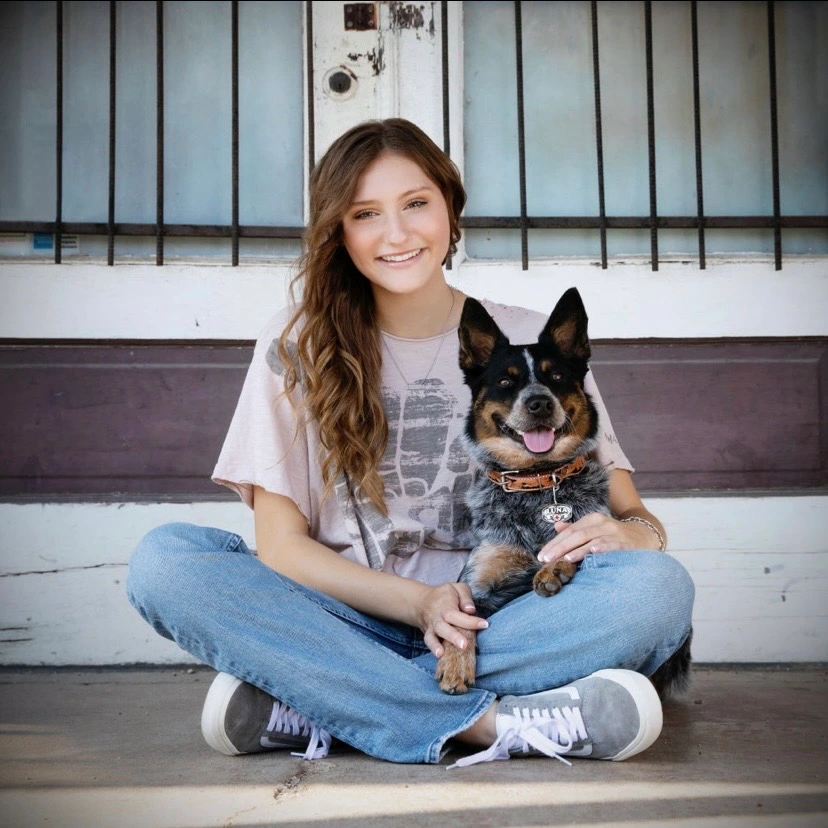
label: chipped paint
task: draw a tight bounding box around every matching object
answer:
[388,2,434,36]
[346,46,386,76]
[0,563,124,577]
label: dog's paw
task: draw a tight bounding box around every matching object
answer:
[555,558,577,584]
[435,634,477,694]
[533,559,576,597]
[533,568,563,597]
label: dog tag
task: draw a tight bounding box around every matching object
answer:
[541,503,573,523]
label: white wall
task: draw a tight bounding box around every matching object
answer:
[1,257,826,340]
[1,497,825,666]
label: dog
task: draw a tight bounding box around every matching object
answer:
[434,287,691,700]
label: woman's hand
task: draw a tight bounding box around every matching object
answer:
[537,469,668,565]
[537,512,661,565]
[414,582,489,658]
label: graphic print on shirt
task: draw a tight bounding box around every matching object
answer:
[384,380,474,549]
[266,341,474,570]
[336,379,474,569]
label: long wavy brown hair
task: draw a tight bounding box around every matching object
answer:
[278,118,467,514]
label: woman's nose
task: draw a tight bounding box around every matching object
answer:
[383,213,408,244]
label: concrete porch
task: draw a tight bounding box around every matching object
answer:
[1,665,826,827]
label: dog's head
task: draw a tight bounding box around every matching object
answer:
[458,288,599,471]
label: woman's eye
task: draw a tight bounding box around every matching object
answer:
[407,199,427,209]
[498,377,513,388]
[353,210,375,220]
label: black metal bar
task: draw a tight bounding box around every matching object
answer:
[441,0,453,270]
[441,0,450,158]
[306,0,315,176]
[459,215,828,230]
[156,0,164,265]
[107,0,117,266]
[55,0,63,264]
[7,216,826,235]
[767,0,782,270]
[644,0,658,271]
[231,0,239,266]
[3,216,823,236]
[0,221,306,238]
[690,0,705,269]
[514,0,528,270]
[590,0,607,269]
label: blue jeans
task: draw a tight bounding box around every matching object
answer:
[126,522,694,764]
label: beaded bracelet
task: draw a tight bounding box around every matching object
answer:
[621,516,666,552]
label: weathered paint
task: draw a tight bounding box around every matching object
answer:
[1,496,825,665]
[388,2,431,33]
[311,0,445,161]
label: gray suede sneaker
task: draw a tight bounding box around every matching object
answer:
[448,669,662,768]
[200,672,331,760]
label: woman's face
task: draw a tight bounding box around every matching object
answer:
[342,152,451,300]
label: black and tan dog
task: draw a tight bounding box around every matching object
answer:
[435,288,691,699]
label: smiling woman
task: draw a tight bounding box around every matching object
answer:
[276,121,468,513]
[126,117,694,769]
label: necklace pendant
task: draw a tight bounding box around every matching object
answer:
[381,287,457,387]
[541,503,573,523]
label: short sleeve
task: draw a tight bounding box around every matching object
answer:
[212,314,314,521]
[584,369,634,473]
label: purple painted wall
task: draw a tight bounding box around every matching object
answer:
[1,340,825,499]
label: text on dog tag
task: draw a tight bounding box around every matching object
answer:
[541,503,573,523]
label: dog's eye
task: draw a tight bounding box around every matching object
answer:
[550,371,563,382]
[498,377,513,388]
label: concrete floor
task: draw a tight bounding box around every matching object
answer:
[0,666,826,828]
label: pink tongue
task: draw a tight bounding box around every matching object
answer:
[523,428,555,453]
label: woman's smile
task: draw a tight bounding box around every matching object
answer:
[378,248,424,264]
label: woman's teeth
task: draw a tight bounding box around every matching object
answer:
[381,249,421,263]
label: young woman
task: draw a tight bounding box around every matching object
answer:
[127,118,694,767]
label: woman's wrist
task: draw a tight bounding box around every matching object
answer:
[620,516,666,552]
[402,579,434,630]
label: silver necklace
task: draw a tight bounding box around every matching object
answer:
[381,288,456,386]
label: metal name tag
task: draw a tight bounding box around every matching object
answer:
[541,503,573,523]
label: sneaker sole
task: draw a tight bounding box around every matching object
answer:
[200,671,245,756]
[591,669,664,761]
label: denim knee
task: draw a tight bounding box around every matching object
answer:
[589,550,694,650]
[128,523,186,596]
[126,522,243,616]
[629,551,695,649]
[127,523,179,613]
[655,552,694,623]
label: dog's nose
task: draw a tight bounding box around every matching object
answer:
[526,395,553,416]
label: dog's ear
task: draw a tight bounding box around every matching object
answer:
[458,297,508,373]
[540,287,591,362]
